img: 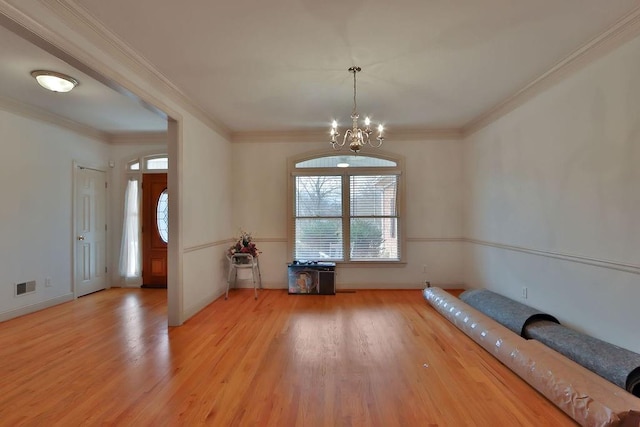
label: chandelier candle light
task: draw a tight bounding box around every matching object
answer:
[330,66,384,153]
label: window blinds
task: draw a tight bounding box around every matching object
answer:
[294,176,343,260]
[293,174,399,261]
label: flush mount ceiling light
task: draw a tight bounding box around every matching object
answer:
[31,70,79,93]
[330,66,384,154]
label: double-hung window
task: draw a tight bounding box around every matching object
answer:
[290,154,403,262]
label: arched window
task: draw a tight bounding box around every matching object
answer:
[289,153,403,263]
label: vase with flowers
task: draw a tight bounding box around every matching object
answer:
[227,230,260,264]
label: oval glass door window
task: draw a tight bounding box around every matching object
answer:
[156,189,169,243]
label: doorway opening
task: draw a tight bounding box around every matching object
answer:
[120,154,168,289]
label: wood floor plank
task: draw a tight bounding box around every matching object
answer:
[0,288,576,426]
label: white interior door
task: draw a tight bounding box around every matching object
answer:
[75,166,107,297]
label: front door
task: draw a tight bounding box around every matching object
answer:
[75,167,107,297]
[142,173,168,288]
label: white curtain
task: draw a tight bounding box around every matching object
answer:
[119,178,140,278]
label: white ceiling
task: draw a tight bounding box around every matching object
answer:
[0,23,167,134]
[2,1,639,136]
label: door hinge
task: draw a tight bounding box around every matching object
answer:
[105,182,108,189]
[105,224,107,231]
[105,267,108,273]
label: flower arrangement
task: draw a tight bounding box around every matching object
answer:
[227,230,260,259]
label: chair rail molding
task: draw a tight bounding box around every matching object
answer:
[465,238,640,275]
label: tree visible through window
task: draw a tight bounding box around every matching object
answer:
[291,155,401,262]
[295,175,343,259]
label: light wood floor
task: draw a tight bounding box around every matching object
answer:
[0,288,576,426]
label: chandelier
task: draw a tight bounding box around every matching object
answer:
[330,66,384,153]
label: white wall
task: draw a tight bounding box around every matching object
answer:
[0,105,230,325]
[0,109,110,319]
[231,138,464,289]
[108,122,231,320]
[181,115,232,318]
[1,2,234,325]
[107,114,233,323]
[463,34,640,353]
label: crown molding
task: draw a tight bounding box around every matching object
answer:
[231,129,328,144]
[109,131,168,145]
[231,127,463,143]
[0,95,110,142]
[5,1,640,144]
[388,128,463,141]
[463,6,640,137]
[34,0,231,140]
[0,3,172,121]
[0,94,169,145]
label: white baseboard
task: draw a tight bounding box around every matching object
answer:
[235,282,463,290]
[335,283,432,290]
[235,282,284,290]
[183,288,226,321]
[0,293,74,323]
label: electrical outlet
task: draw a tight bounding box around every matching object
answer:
[45,277,52,287]
[521,287,528,299]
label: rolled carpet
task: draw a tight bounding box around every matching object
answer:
[422,287,529,366]
[423,287,640,425]
[525,320,640,397]
[460,289,559,336]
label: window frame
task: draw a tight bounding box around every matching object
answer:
[126,154,168,174]
[288,150,405,265]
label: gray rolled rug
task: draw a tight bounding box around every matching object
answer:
[459,289,559,336]
[525,320,640,397]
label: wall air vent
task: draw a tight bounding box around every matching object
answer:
[16,281,36,296]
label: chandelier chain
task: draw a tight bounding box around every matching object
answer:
[352,68,357,117]
[329,66,384,153]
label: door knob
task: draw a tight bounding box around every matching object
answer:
[77,235,85,241]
